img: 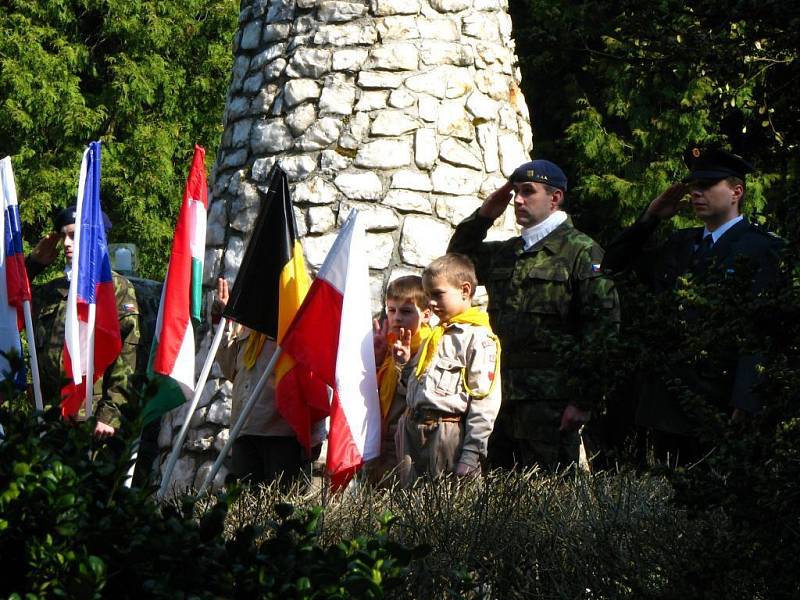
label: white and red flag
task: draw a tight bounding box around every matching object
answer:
[142,145,207,425]
[0,156,31,387]
[62,142,122,417]
[280,210,380,489]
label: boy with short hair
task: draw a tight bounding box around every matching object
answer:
[394,254,501,484]
[367,276,431,484]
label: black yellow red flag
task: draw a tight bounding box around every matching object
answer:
[223,164,327,451]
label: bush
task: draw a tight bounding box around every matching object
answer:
[0,389,423,599]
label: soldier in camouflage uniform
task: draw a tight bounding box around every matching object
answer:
[448,160,619,469]
[28,206,140,437]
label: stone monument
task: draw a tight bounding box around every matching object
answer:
[157,0,533,491]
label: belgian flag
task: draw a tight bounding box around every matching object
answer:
[223,165,327,450]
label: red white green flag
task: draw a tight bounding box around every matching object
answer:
[143,145,207,425]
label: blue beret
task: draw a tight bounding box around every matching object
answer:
[509,160,568,191]
[682,146,753,182]
[54,205,112,232]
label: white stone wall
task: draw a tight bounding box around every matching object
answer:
[158,0,532,493]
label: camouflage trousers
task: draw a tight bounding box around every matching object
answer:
[489,400,581,470]
[396,412,464,487]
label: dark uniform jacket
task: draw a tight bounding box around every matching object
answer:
[449,210,620,413]
[602,215,784,432]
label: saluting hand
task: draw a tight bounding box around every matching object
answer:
[392,327,412,366]
[478,181,514,220]
[644,183,689,221]
[30,232,60,266]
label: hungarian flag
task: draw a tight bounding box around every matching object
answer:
[280,210,380,489]
[0,156,30,387]
[62,142,122,417]
[142,145,208,425]
[223,165,328,449]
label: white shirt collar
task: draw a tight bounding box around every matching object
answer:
[520,210,568,251]
[703,215,743,244]
[64,265,72,282]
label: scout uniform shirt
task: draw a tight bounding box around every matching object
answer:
[403,317,501,468]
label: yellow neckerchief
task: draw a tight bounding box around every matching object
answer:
[377,324,431,418]
[414,307,501,399]
[243,330,267,370]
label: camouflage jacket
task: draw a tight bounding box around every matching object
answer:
[31,272,140,428]
[448,210,619,409]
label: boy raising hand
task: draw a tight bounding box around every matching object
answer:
[366,276,431,484]
[395,254,502,484]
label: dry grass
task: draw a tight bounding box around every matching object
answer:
[215,467,709,599]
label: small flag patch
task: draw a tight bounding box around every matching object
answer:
[591,263,602,273]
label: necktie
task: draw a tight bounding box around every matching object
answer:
[692,234,714,268]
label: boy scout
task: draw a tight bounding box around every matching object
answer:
[367,276,431,484]
[394,254,501,484]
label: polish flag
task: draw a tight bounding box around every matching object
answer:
[280,210,380,488]
[62,142,122,417]
[1,157,30,387]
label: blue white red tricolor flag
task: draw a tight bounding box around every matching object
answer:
[62,142,122,417]
[0,156,30,387]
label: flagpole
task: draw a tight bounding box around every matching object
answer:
[157,317,228,501]
[85,303,96,417]
[123,438,139,488]
[197,344,284,496]
[22,301,43,412]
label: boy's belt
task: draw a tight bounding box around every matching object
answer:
[407,407,462,425]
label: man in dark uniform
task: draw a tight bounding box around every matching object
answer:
[28,206,140,438]
[602,147,784,463]
[448,160,620,469]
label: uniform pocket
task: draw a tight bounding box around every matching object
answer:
[433,358,463,396]
[523,266,571,316]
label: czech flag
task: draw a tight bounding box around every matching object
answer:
[62,142,122,417]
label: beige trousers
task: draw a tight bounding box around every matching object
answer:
[396,413,464,487]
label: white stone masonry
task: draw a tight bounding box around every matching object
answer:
[159,0,533,492]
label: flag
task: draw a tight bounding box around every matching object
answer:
[62,142,122,417]
[0,157,30,387]
[142,145,208,425]
[222,165,328,449]
[280,210,380,489]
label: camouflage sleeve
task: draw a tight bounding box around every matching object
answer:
[447,210,501,284]
[459,329,502,468]
[566,245,620,412]
[574,243,621,335]
[25,256,47,281]
[96,274,141,428]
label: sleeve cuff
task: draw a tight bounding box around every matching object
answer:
[458,448,482,468]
